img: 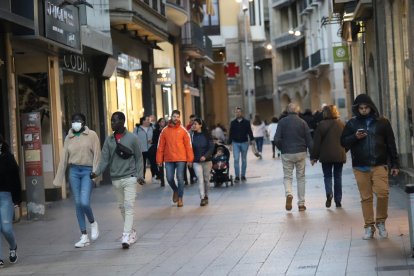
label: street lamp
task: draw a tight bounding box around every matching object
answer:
[238,0,254,119]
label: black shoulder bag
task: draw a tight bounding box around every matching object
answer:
[115,139,134,159]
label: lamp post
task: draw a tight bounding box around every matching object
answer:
[238,0,253,119]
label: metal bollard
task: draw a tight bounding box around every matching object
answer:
[405,184,414,257]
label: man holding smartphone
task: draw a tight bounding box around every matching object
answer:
[341,94,399,240]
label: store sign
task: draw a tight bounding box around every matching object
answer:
[333,46,349,62]
[44,0,80,49]
[62,54,90,74]
[155,68,176,84]
[117,54,142,71]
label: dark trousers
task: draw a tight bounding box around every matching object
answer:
[148,146,164,185]
[143,151,157,178]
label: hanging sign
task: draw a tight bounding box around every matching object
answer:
[333,46,349,62]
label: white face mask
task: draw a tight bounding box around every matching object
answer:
[72,122,83,132]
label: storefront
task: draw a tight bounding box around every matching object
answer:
[104,53,144,133]
[60,54,99,134]
[154,42,177,119]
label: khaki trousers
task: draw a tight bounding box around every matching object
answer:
[112,177,137,233]
[353,166,389,228]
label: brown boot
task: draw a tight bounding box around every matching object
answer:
[172,191,178,203]
[177,198,183,207]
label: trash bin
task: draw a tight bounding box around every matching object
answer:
[405,184,414,257]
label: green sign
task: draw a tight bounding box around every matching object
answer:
[333,46,349,62]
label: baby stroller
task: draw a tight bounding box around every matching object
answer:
[210,143,233,187]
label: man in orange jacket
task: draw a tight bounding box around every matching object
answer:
[156,110,194,207]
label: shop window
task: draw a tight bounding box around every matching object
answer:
[105,70,143,133]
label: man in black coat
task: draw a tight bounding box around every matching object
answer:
[341,94,399,240]
[228,107,254,183]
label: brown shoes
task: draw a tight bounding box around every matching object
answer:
[298,205,307,211]
[172,191,178,203]
[285,195,293,211]
[177,198,183,207]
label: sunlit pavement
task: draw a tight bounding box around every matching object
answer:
[2,144,413,275]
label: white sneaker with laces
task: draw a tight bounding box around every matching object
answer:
[122,232,130,249]
[362,227,375,240]
[129,229,137,245]
[75,234,90,248]
[376,223,388,238]
[90,221,99,241]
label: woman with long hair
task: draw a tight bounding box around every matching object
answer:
[311,105,346,208]
[251,115,266,159]
[0,134,21,267]
[53,113,101,247]
[189,118,215,206]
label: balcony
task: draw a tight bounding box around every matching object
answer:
[274,31,304,49]
[333,0,355,14]
[302,48,329,72]
[255,84,273,100]
[165,0,189,26]
[272,0,295,9]
[182,21,210,59]
[277,68,306,85]
[110,0,168,43]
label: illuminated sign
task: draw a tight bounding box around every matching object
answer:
[155,68,175,84]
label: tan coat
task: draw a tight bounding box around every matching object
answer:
[311,119,346,163]
[53,127,101,186]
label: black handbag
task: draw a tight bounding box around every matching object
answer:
[115,140,134,159]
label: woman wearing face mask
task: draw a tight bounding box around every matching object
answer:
[53,113,101,248]
[0,134,21,267]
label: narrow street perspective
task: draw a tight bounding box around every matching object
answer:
[2,145,413,276]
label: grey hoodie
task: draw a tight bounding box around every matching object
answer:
[94,129,143,180]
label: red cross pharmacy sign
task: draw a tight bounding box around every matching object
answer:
[224,62,239,78]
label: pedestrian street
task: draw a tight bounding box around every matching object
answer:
[2,144,413,276]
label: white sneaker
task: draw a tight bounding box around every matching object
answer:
[376,223,388,238]
[152,176,159,183]
[90,221,99,241]
[362,227,375,240]
[122,232,130,249]
[75,234,90,248]
[129,229,137,244]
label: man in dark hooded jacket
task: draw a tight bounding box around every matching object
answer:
[341,94,399,240]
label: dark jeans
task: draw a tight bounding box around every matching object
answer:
[321,162,343,203]
[165,162,186,198]
[255,137,264,153]
[143,151,157,178]
[271,141,277,155]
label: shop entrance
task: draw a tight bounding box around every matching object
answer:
[161,84,173,118]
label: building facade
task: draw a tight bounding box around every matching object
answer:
[333,0,413,169]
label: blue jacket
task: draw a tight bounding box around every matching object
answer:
[191,132,214,162]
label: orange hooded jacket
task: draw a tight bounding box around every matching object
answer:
[156,120,194,163]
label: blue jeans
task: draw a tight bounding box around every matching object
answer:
[0,192,17,258]
[255,137,264,153]
[69,165,95,232]
[322,162,343,203]
[233,142,249,178]
[165,162,186,198]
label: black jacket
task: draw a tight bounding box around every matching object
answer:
[228,117,254,144]
[0,150,22,204]
[341,94,399,168]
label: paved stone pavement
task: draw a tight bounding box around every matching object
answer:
[2,144,414,275]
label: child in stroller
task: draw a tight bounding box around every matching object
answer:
[210,144,233,187]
